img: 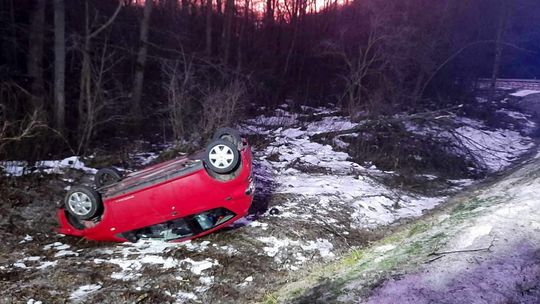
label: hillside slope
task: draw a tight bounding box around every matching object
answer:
[272,148,540,303]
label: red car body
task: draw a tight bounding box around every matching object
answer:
[57,141,254,242]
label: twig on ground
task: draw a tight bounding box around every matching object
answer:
[429,238,495,256]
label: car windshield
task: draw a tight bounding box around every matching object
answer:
[120,208,236,242]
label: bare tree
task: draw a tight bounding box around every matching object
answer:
[321,18,386,116]
[78,0,123,152]
[131,0,153,118]
[161,57,197,141]
[199,80,246,136]
[0,109,44,153]
[78,36,126,153]
[54,0,66,133]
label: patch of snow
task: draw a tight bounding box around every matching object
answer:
[96,254,179,280]
[43,242,69,250]
[234,217,269,230]
[1,156,97,177]
[70,284,101,303]
[182,240,211,252]
[120,239,179,255]
[182,258,218,275]
[0,161,27,176]
[301,239,335,259]
[510,90,540,97]
[406,117,534,172]
[305,116,357,135]
[44,242,76,258]
[246,113,298,127]
[454,123,533,171]
[454,224,492,249]
[131,152,159,166]
[54,250,79,257]
[374,245,396,253]
[36,261,58,269]
[175,291,198,302]
[92,240,219,281]
[200,276,214,285]
[36,156,97,174]
[23,256,41,262]
[333,136,350,149]
[258,237,296,258]
[258,237,336,266]
[449,179,475,187]
[19,235,33,244]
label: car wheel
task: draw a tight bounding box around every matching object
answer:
[204,139,240,174]
[212,127,242,146]
[94,167,122,188]
[64,186,102,220]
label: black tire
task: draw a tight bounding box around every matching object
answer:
[212,127,242,146]
[64,186,102,220]
[204,139,240,174]
[94,167,122,188]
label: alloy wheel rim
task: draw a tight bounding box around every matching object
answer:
[68,192,92,216]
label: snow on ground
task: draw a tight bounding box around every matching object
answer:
[91,240,221,281]
[510,89,540,97]
[0,94,537,303]
[243,104,534,230]
[243,108,443,228]
[360,148,540,304]
[0,156,97,177]
[450,120,534,171]
[496,108,537,134]
[405,116,535,172]
[69,284,102,303]
[257,237,335,269]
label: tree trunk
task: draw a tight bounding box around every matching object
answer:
[490,1,510,89]
[78,1,91,131]
[237,0,249,71]
[131,0,153,118]
[205,0,212,56]
[27,0,46,110]
[216,0,222,15]
[222,0,234,64]
[53,0,66,133]
[265,0,273,26]
[182,0,190,16]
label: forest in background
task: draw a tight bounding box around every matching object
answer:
[1,0,540,160]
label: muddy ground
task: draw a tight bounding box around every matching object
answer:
[0,167,387,304]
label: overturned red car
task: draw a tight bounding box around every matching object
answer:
[57,128,254,242]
